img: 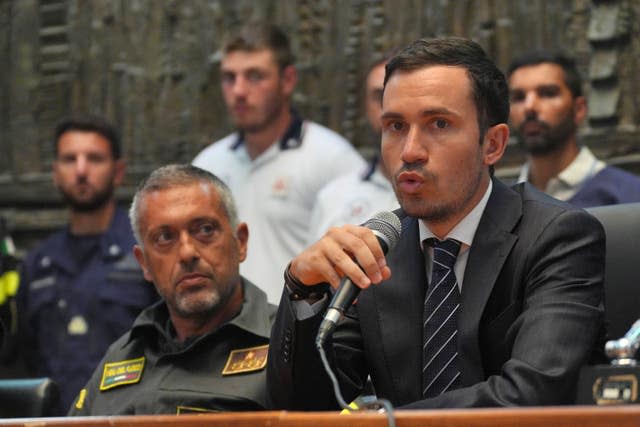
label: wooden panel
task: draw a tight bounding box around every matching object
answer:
[0,407,639,427]
[1,0,640,252]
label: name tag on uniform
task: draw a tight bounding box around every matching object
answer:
[100,357,145,391]
[222,344,268,375]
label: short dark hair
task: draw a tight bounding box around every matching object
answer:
[54,115,121,159]
[223,22,294,70]
[384,37,510,136]
[507,50,582,98]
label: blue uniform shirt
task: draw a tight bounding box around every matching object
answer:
[17,207,158,415]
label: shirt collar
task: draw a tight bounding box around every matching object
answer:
[231,110,304,151]
[126,277,273,348]
[517,146,605,188]
[419,179,493,251]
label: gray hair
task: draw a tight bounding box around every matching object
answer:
[129,164,239,245]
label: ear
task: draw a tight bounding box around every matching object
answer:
[133,245,153,282]
[482,123,509,167]
[573,95,587,126]
[113,159,126,186]
[280,65,297,97]
[235,222,249,263]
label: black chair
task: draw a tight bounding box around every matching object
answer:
[586,202,640,341]
[0,378,59,418]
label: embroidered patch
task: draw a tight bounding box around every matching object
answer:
[99,357,145,391]
[176,406,219,414]
[222,344,269,375]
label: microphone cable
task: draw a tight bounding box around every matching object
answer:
[315,334,396,427]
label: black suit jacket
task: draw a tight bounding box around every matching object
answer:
[267,179,606,409]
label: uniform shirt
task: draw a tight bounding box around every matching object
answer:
[68,279,277,415]
[308,156,399,242]
[193,114,365,303]
[17,207,158,415]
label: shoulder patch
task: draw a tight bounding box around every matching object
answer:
[222,344,268,375]
[99,357,145,391]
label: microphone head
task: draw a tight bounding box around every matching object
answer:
[363,211,402,253]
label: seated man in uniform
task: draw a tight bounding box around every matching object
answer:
[69,164,276,415]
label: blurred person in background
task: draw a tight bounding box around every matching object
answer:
[17,115,158,415]
[308,52,399,241]
[508,50,640,207]
[193,22,364,304]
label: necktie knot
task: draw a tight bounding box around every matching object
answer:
[428,238,461,272]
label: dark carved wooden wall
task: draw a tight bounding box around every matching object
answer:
[1,0,639,254]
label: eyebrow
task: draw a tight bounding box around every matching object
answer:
[381,108,456,120]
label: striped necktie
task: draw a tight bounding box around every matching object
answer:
[422,238,461,398]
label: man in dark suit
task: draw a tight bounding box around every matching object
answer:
[267,37,606,409]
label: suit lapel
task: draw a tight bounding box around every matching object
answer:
[367,216,425,403]
[458,178,522,384]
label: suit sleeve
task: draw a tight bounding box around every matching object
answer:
[266,289,368,410]
[403,208,606,408]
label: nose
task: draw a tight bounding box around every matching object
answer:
[231,75,249,97]
[178,232,199,267]
[75,155,88,176]
[400,126,427,165]
[523,92,539,114]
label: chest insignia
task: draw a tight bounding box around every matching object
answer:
[270,176,290,198]
[67,315,88,335]
[222,344,268,375]
[99,356,145,391]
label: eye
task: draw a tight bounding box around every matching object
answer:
[384,120,405,133]
[434,118,448,129]
[538,86,560,98]
[197,223,215,236]
[246,70,266,83]
[221,72,235,86]
[152,229,175,246]
[57,155,76,165]
[509,90,525,103]
[87,153,109,163]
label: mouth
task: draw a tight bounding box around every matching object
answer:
[232,103,251,116]
[520,120,548,136]
[396,171,425,194]
[176,273,209,288]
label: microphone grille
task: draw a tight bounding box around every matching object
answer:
[363,211,402,251]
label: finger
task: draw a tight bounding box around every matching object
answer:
[340,225,387,284]
[325,225,382,287]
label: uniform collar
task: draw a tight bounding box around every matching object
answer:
[231,110,304,152]
[43,207,131,274]
[126,277,275,348]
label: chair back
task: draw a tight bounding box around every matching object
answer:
[0,377,59,418]
[587,202,640,340]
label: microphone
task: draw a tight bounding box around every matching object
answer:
[316,211,402,347]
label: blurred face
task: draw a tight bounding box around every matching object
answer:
[509,62,585,156]
[133,183,248,321]
[53,131,124,212]
[381,65,507,232]
[365,62,386,134]
[220,49,296,133]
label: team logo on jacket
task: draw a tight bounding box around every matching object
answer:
[222,344,268,375]
[99,357,145,391]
